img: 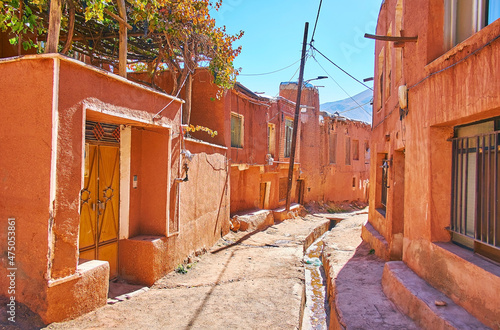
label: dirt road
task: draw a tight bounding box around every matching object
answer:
[45,214,331,330]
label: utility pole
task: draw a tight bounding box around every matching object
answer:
[285,22,309,212]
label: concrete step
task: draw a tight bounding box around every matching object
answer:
[382,261,489,330]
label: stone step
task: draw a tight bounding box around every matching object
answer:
[382,261,489,330]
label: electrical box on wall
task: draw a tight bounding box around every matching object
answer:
[133,175,138,189]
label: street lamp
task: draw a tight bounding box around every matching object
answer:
[303,76,328,85]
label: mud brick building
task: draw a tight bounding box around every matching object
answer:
[280,83,371,205]
[363,0,500,327]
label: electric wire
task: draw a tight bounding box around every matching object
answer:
[310,44,373,91]
[338,100,372,114]
[238,58,302,76]
[310,0,323,44]
[312,54,372,118]
[153,72,190,119]
[408,32,500,90]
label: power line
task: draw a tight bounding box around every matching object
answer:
[339,100,372,114]
[312,55,372,118]
[310,0,323,44]
[239,58,302,76]
[310,44,373,91]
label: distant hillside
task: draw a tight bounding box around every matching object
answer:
[320,89,373,124]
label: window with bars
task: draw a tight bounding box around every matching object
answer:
[451,118,500,262]
[284,119,293,158]
[231,113,243,148]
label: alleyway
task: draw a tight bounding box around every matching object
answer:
[45,213,330,329]
[1,208,425,330]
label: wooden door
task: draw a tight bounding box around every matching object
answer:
[79,144,120,278]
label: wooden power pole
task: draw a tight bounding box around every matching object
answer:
[285,22,309,212]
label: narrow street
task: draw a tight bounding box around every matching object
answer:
[46,212,333,329]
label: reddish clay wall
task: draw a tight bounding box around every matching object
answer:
[0,55,188,323]
[130,69,226,146]
[0,57,55,316]
[228,90,269,165]
[367,0,500,326]
[280,83,370,204]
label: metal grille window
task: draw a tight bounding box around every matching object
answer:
[231,113,243,148]
[284,119,293,158]
[451,118,499,261]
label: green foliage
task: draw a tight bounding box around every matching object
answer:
[1,0,242,94]
[326,205,348,214]
[175,264,188,274]
[0,0,47,50]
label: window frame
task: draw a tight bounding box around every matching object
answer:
[284,118,293,158]
[450,117,500,262]
[345,137,351,165]
[231,112,244,149]
[329,132,337,164]
[268,123,276,158]
[444,0,499,50]
[353,139,360,161]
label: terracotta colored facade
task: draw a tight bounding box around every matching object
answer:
[229,87,302,214]
[0,55,230,323]
[132,69,305,215]
[279,83,371,204]
[363,0,500,327]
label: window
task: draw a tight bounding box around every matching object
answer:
[268,124,276,158]
[231,113,243,148]
[381,156,389,209]
[345,137,351,165]
[329,133,337,164]
[445,0,500,49]
[284,118,293,158]
[279,177,288,201]
[365,141,371,164]
[376,48,385,110]
[450,118,500,262]
[353,140,360,161]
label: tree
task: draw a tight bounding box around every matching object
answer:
[136,0,243,124]
[1,0,243,124]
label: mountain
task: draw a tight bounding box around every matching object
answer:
[320,89,373,124]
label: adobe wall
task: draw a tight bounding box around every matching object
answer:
[230,164,300,214]
[228,90,269,165]
[130,69,226,147]
[369,0,500,326]
[280,83,370,204]
[0,55,209,323]
[320,118,371,203]
[0,57,55,318]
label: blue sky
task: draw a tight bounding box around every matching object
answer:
[212,0,383,103]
